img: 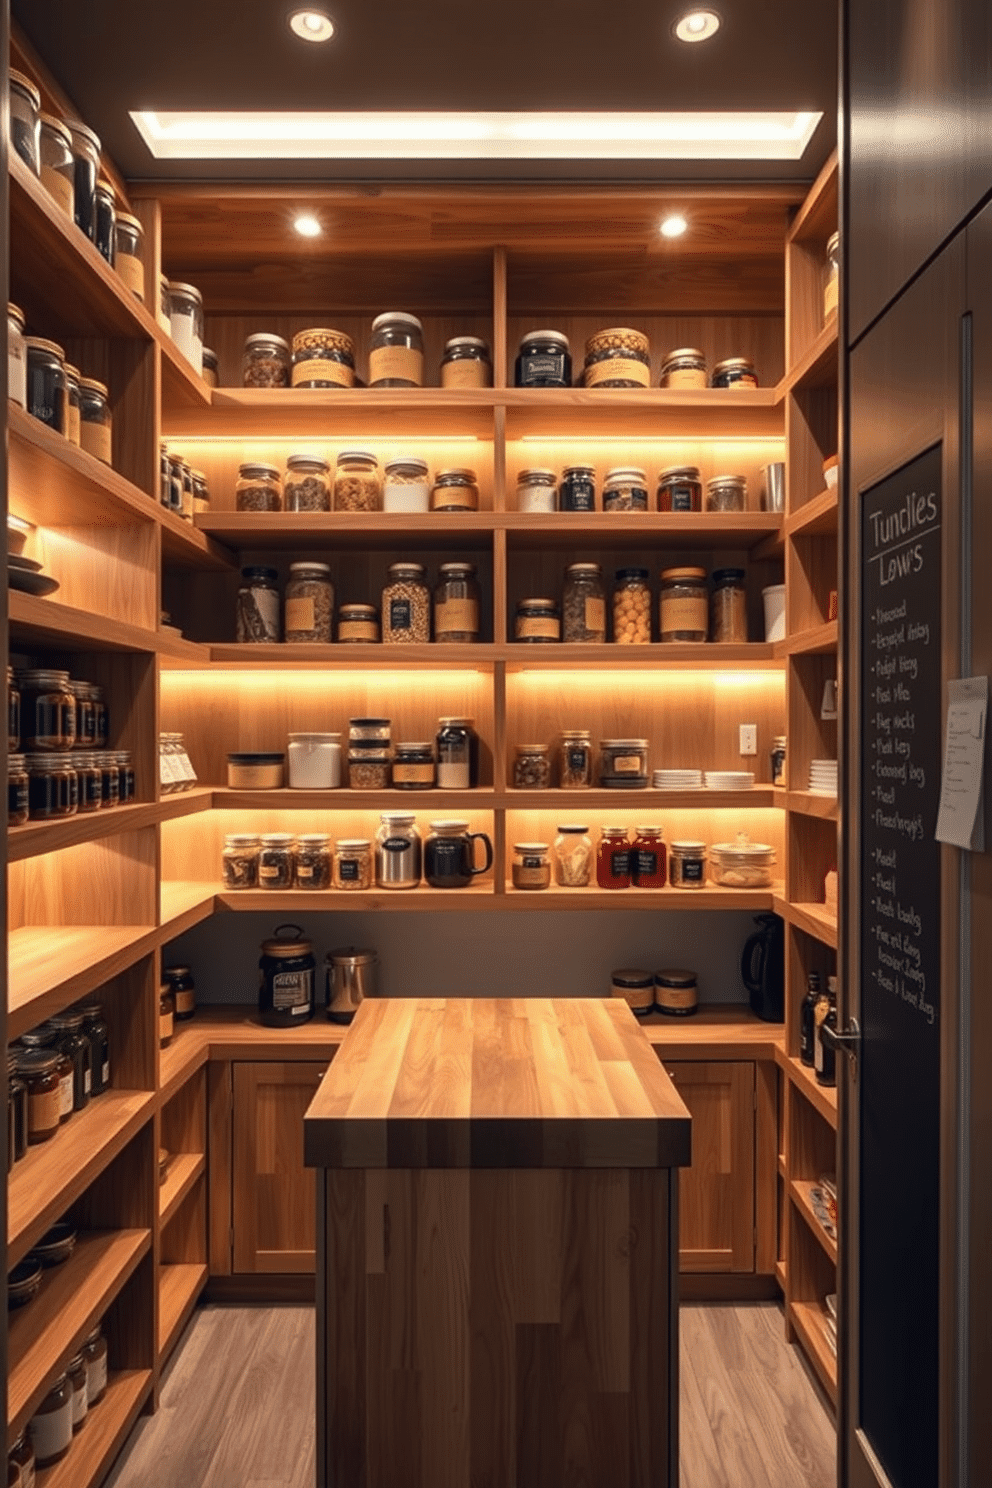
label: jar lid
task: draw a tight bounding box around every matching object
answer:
[79,376,109,397]
[385,457,429,476]
[434,467,478,484]
[288,731,341,742]
[635,825,664,835]
[24,335,66,359]
[386,562,426,578]
[565,562,602,576]
[7,302,25,330]
[19,1027,58,1046]
[713,356,756,373]
[39,112,72,144]
[444,335,490,353]
[240,565,279,580]
[604,466,648,483]
[515,742,550,754]
[48,1011,85,1030]
[228,752,285,764]
[167,281,204,303]
[601,738,648,748]
[77,1003,104,1019]
[336,450,378,465]
[18,667,70,682]
[661,566,707,581]
[66,118,101,150]
[339,603,378,616]
[261,927,313,956]
[116,211,143,231]
[661,347,706,364]
[165,965,192,978]
[438,716,475,726]
[710,839,775,859]
[287,452,330,470]
[707,474,747,488]
[712,567,746,584]
[517,468,556,483]
[326,946,377,965]
[658,465,701,481]
[371,310,423,331]
[513,842,548,853]
[8,754,25,767]
[96,177,115,198]
[238,463,281,481]
[296,833,331,845]
[336,838,372,849]
[349,717,391,727]
[584,326,650,356]
[224,833,261,845]
[428,819,468,831]
[15,1049,60,1074]
[288,561,332,576]
[26,753,73,769]
[394,741,433,752]
[655,968,697,986]
[611,969,654,988]
[244,332,290,352]
[348,743,391,756]
[601,825,630,836]
[670,840,707,851]
[292,327,354,352]
[560,729,591,740]
[556,823,589,833]
[615,567,650,581]
[260,832,294,843]
[438,561,476,575]
[519,329,569,349]
[379,812,417,824]
[518,597,558,610]
[9,69,41,106]
[562,465,595,478]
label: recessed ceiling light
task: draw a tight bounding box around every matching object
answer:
[674,9,721,42]
[293,213,322,237]
[289,10,334,42]
[660,214,688,238]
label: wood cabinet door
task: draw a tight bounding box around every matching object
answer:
[232,1061,327,1273]
[664,1061,755,1273]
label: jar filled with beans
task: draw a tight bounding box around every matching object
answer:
[285,562,334,642]
[512,743,551,789]
[562,563,606,642]
[382,563,430,643]
[612,568,651,643]
[284,453,331,512]
[236,462,282,513]
[242,333,290,387]
[334,451,382,513]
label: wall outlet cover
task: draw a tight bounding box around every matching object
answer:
[739,724,758,755]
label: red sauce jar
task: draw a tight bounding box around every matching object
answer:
[631,825,667,887]
[596,826,631,889]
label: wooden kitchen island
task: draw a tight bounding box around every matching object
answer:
[304,997,692,1488]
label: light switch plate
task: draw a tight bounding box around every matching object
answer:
[739,724,757,756]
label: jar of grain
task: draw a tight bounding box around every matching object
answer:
[369,311,424,387]
[291,327,355,388]
[660,567,708,642]
[659,347,707,389]
[242,333,291,387]
[334,451,382,512]
[668,840,707,888]
[236,566,280,643]
[710,568,748,643]
[512,743,551,790]
[562,563,606,642]
[516,468,557,513]
[706,473,747,512]
[284,453,331,512]
[603,466,649,512]
[382,562,430,643]
[434,562,480,642]
[431,467,479,512]
[552,825,593,886]
[258,834,295,890]
[333,838,373,889]
[38,113,74,218]
[347,746,391,790]
[79,377,112,464]
[337,603,380,643]
[383,456,430,512]
[612,568,651,644]
[559,730,592,788]
[236,462,282,512]
[512,843,551,890]
[285,562,334,642]
[440,335,492,388]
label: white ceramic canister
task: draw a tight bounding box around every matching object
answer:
[287,732,342,789]
[383,456,430,513]
[762,583,786,642]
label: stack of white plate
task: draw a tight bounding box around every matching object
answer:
[652,769,703,790]
[809,759,838,795]
[703,771,754,790]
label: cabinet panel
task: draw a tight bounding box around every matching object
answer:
[232,1061,327,1273]
[664,1061,755,1273]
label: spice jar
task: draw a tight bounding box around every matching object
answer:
[660,567,708,642]
[70,680,95,749]
[369,311,424,387]
[512,743,551,790]
[19,669,75,751]
[515,330,571,388]
[79,377,112,464]
[168,282,204,375]
[771,735,787,787]
[9,1435,35,1488]
[22,1028,74,1123]
[68,119,101,238]
[375,814,422,888]
[392,742,435,789]
[596,827,632,889]
[49,1011,92,1110]
[16,1051,61,1144]
[348,745,391,789]
[284,453,331,512]
[434,562,480,642]
[25,337,66,434]
[515,597,560,643]
[82,1325,108,1406]
[610,969,655,1017]
[7,303,27,409]
[285,562,334,643]
[91,686,108,749]
[562,563,606,642]
[440,335,492,388]
[599,738,649,788]
[180,458,194,519]
[382,563,430,643]
[612,568,652,644]
[30,1373,73,1467]
[603,466,649,512]
[657,465,702,513]
[431,467,479,512]
[655,969,699,1017]
[236,462,282,513]
[165,966,196,1021]
[8,1053,28,1168]
[236,567,280,643]
[293,834,332,891]
[159,983,175,1046]
[258,925,316,1027]
[559,465,596,513]
[8,755,28,827]
[9,70,41,172]
[39,113,75,217]
[288,732,341,788]
[337,603,380,643]
[552,825,593,887]
[94,751,120,807]
[516,468,557,513]
[222,833,260,889]
[583,326,651,388]
[73,753,102,812]
[78,1004,111,1095]
[115,212,145,300]
[258,833,295,890]
[94,177,116,265]
[333,838,373,890]
[243,332,291,387]
[659,347,707,389]
[334,450,382,512]
[383,457,430,513]
[512,843,551,891]
[631,825,667,888]
[824,231,840,320]
[669,840,708,888]
[67,1352,88,1431]
[436,717,479,788]
[559,730,592,788]
[710,568,748,643]
[191,468,210,514]
[711,356,758,389]
[26,755,77,819]
[706,474,747,512]
[64,363,81,444]
[8,666,20,751]
[167,453,184,514]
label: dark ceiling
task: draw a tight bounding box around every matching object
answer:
[12,0,838,185]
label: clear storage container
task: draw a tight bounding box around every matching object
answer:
[383,456,430,512]
[38,114,74,217]
[603,466,649,512]
[115,213,145,299]
[285,562,333,642]
[334,451,382,512]
[9,70,41,173]
[434,562,480,642]
[562,563,606,642]
[382,563,430,643]
[369,311,424,387]
[242,333,291,387]
[236,462,282,512]
[291,327,355,388]
[284,453,331,512]
[612,568,651,644]
[168,281,204,375]
[709,835,776,887]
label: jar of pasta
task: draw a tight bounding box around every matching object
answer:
[562,563,606,643]
[382,563,430,643]
[552,825,593,886]
[660,567,708,642]
[612,569,651,644]
[284,453,331,512]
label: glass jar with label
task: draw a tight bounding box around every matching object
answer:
[19,670,75,752]
[284,453,331,512]
[513,743,551,790]
[512,843,551,891]
[711,356,758,389]
[706,474,747,512]
[159,983,175,1047]
[669,840,707,888]
[67,1351,87,1434]
[201,347,219,387]
[382,563,430,644]
[64,363,81,445]
[611,568,652,644]
[436,717,479,788]
[91,685,108,749]
[165,966,196,1021]
[347,745,391,789]
[383,457,430,512]
[559,730,592,788]
[39,113,74,217]
[583,327,651,388]
[631,825,667,888]
[95,752,120,808]
[440,336,492,388]
[603,466,649,512]
[78,1004,110,1095]
[167,453,184,514]
[596,827,632,889]
[115,212,145,300]
[25,337,66,433]
[369,311,424,387]
[333,838,374,890]
[334,451,382,512]
[515,330,571,388]
[49,1010,92,1110]
[258,926,316,1027]
[659,347,707,389]
[258,833,295,890]
[655,969,699,1018]
[293,834,332,890]
[562,563,606,642]
[599,738,649,788]
[660,567,708,642]
[610,969,655,1017]
[8,754,29,826]
[552,825,593,887]
[115,749,134,802]
[9,70,41,172]
[392,742,435,789]
[771,735,787,787]
[559,465,596,513]
[68,120,101,238]
[515,597,560,642]
[16,1051,61,1144]
[242,332,291,387]
[375,814,422,889]
[79,377,112,464]
[168,282,204,375]
[657,465,702,513]
[82,1325,108,1406]
[191,468,210,513]
[223,833,261,889]
[337,603,380,643]
[26,755,78,819]
[710,567,748,643]
[516,468,557,513]
[30,1373,73,1467]
[236,462,282,513]
[8,666,20,752]
[824,231,840,320]
[434,562,480,642]
[94,178,116,264]
[7,303,27,408]
[285,562,334,643]
[236,567,280,643]
[179,459,194,520]
[73,753,102,812]
[431,467,479,512]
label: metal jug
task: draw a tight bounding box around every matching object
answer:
[325,946,378,1024]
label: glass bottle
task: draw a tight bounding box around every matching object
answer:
[814,976,838,1086]
[800,971,821,1067]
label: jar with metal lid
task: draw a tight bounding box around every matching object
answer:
[660,567,708,642]
[599,737,649,788]
[369,311,424,387]
[559,730,592,788]
[431,467,479,512]
[165,966,196,1021]
[174,454,191,518]
[824,231,840,320]
[83,1325,108,1405]
[191,468,210,513]
[49,1010,92,1109]
[375,814,422,888]
[284,453,331,512]
[258,833,295,890]
[19,670,75,752]
[552,825,593,887]
[9,70,41,172]
[73,753,102,813]
[67,1352,88,1431]
[384,456,431,513]
[243,332,291,387]
[236,567,280,643]
[26,755,77,819]
[559,465,596,513]
[91,685,108,748]
[95,751,121,808]
[236,461,282,512]
[168,282,204,375]
[159,983,175,1046]
[392,742,435,789]
[706,473,747,512]
[63,363,81,445]
[8,1052,28,1167]
[440,335,492,388]
[30,1373,73,1467]
[333,838,373,890]
[516,468,557,513]
[79,377,112,465]
[436,717,479,788]
[597,827,632,889]
[515,597,560,643]
[434,562,480,642]
[610,969,654,1017]
[631,825,667,888]
[771,735,787,787]
[583,326,651,388]
[515,330,571,388]
[38,113,74,217]
[78,1004,110,1095]
[293,834,332,891]
[512,843,551,891]
[655,968,699,1018]
[8,755,29,827]
[68,119,101,238]
[657,464,702,513]
[222,833,261,890]
[25,337,66,433]
[334,450,382,512]
[285,562,334,642]
[115,212,145,300]
[348,745,391,789]
[382,563,430,643]
[710,567,748,643]
[711,356,758,389]
[8,667,20,752]
[669,840,707,888]
[611,568,651,644]
[258,925,316,1026]
[201,347,219,387]
[512,743,551,790]
[603,466,649,512]
[338,603,380,643]
[16,1051,61,1144]
[7,303,27,408]
[94,177,116,264]
[562,563,606,642]
[660,347,707,389]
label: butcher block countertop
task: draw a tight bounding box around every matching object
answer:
[304,996,692,1171]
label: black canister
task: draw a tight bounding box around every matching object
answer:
[515,330,571,388]
[258,924,316,1027]
[559,465,596,513]
[48,1010,92,1109]
[424,820,493,888]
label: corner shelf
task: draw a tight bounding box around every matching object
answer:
[780,1052,838,1131]
[158,1262,209,1362]
[786,487,838,539]
[789,1179,838,1265]
[7,925,158,1040]
[789,1299,838,1405]
[788,902,838,948]
[159,1153,207,1228]
[775,620,838,657]
[7,791,214,865]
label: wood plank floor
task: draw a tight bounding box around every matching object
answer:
[106,1302,835,1488]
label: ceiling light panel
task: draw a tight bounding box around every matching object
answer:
[675,10,721,42]
[289,11,335,42]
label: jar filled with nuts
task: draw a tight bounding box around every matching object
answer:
[284,453,331,512]
[334,451,382,513]
[236,567,280,643]
[291,327,355,389]
[512,743,551,790]
[559,730,593,788]
[603,467,649,512]
[236,462,282,513]
[382,562,430,643]
[285,562,334,643]
[242,333,290,387]
[434,562,480,642]
[562,563,606,642]
[612,568,651,644]
[333,838,373,890]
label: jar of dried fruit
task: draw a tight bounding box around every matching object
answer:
[236,462,282,513]
[241,333,291,387]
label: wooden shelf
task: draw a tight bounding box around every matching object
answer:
[206,882,781,912]
[790,1180,838,1265]
[159,1025,210,1101]
[204,640,782,670]
[502,884,782,911]
[503,642,781,670]
[775,1257,787,1291]
[209,786,779,813]
[789,1300,838,1404]
[776,620,838,657]
[7,925,158,1040]
[159,1153,206,1228]
[780,1051,838,1130]
[32,1370,153,1488]
[503,787,779,811]
[7,791,214,865]
[159,881,217,935]
[780,322,839,394]
[207,641,495,669]
[785,790,838,820]
[502,385,785,438]
[8,402,158,529]
[166,385,497,439]
[8,589,159,655]
[642,1005,784,1061]
[789,901,839,948]
[502,512,784,550]
[158,1262,209,1362]
[7,1228,150,1443]
[786,487,838,539]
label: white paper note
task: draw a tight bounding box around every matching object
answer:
[935,676,988,850]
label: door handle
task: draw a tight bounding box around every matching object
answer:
[820,1015,860,1080]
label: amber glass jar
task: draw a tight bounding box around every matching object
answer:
[610,969,655,1016]
[49,1010,91,1110]
[710,568,748,643]
[659,568,708,642]
[159,985,175,1047]
[596,827,632,889]
[440,336,491,388]
[337,603,380,643]
[431,468,479,512]
[514,598,560,643]
[711,357,758,389]
[657,465,702,513]
[79,1003,111,1095]
[165,966,196,1021]
[26,755,78,819]
[659,347,707,389]
[433,562,480,642]
[369,311,424,387]
[631,826,667,888]
[16,1051,61,1144]
[8,754,28,827]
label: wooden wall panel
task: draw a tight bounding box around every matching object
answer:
[7,828,157,932]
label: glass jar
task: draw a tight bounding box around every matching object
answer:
[9,70,41,172]
[68,120,101,239]
[8,1051,28,1167]
[706,474,747,512]
[8,667,20,752]
[223,834,261,889]
[50,1011,91,1109]
[17,1051,61,1144]
[824,231,840,320]
[94,177,116,264]
[512,842,551,891]
[91,685,108,749]
[657,465,702,513]
[436,717,479,788]
[515,330,571,388]
[348,717,391,742]
[25,752,78,821]
[612,568,652,645]
[167,453,184,514]
[7,303,27,409]
[369,311,424,387]
[74,753,103,813]
[383,456,431,513]
[771,735,787,788]
[243,332,291,387]
[516,468,557,513]
[599,738,650,789]
[79,377,112,465]
[334,451,382,512]
[711,356,758,389]
[434,562,480,642]
[38,113,75,218]
[165,966,197,1021]
[431,467,479,513]
[82,1325,108,1406]
[293,834,332,891]
[191,468,210,513]
[8,754,29,826]
[9,1435,35,1488]
[25,336,66,434]
[284,453,331,512]
[596,827,632,889]
[559,465,596,513]
[115,212,145,300]
[552,825,593,887]
[95,751,121,808]
[440,335,492,388]
[337,603,380,643]
[30,1373,73,1467]
[631,825,667,888]
[78,1004,111,1095]
[392,742,435,789]
[610,969,655,1017]
[424,820,493,888]
[382,563,430,644]
[333,838,373,890]
[659,347,707,389]
[70,679,96,750]
[168,281,204,375]
[710,568,748,643]
[583,326,651,388]
[709,835,776,888]
[258,926,316,1027]
[375,814,422,889]
[660,567,708,642]
[159,442,170,507]
[258,833,295,890]
[236,566,280,643]
[559,730,592,789]
[63,363,81,445]
[285,562,334,643]
[348,745,391,789]
[512,743,551,790]
[562,563,606,642]
[19,670,75,751]
[236,462,282,512]
[669,840,708,889]
[158,272,171,332]
[202,347,219,387]
[603,466,649,512]
[515,597,560,643]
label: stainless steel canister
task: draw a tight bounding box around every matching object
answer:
[325,947,378,1023]
[375,813,422,889]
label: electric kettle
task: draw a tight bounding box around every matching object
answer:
[740,914,785,1022]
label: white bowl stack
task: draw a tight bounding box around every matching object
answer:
[703,770,755,791]
[808,759,838,796]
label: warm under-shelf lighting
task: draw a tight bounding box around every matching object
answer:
[293,213,323,237]
[660,214,689,238]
